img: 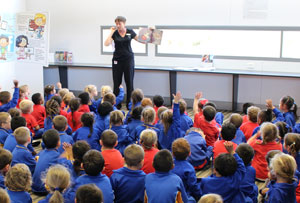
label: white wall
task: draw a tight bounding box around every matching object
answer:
[0,0,44,97]
[26,0,300,110]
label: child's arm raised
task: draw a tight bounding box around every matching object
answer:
[115,85,124,106]
[266,99,284,122]
[172,92,183,138]
[247,131,261,145]
[193,92,202,115]
[10,80,19,108]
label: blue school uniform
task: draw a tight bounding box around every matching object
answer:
[32,149,60,193]
[65,173,114,203]
[41,131,74,154]
[232,128,246,145]
[145,171,189,203]
[38,191,70,203]
[0,128,9,144]
[44,94,54,105]
[157,103,184,151]
[89,98,100,113]
[184,131,213,167]
[180,113,193,133]
[7,190,32,203]
[12,144,36,174]
[215,112,224,126]
[131,124,160,144]
[44,116,73,135]
[199,153,246,203]
[4,133,34,153]
[273,108,295,128]
[171,159,201,201]
[110,167,146,203]
[73,126,101,150]
[266,180,298,203]
[115,87,124,106]
[0,173,4,189]
[94,114,110,138]
[240,165,258,203]
[125,101,142,124]
[0,87,19,112]
[127,119,143,138]
[110,125,130,155]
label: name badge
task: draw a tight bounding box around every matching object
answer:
[114,60,118,65]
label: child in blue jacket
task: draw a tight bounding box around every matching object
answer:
[110,144,146,203]
[132,107,160,144]
[229,113,246,145]
[157,91,184,151]
[184,128,213,170]
[0,112,11,145]
[11,127,36,174]
[110,110,130,155]
[171,138,201,202]
[179,99,193,133]
[6,164,32,203]
[236,143,258,203]
[0,80,19,112]
[94,102,113,139]
[32,129,60,194]
[127,106,143,138]
[65,150,114,203]
[73,113,101,150]
[145,149,188,203]
[199,141,246,203]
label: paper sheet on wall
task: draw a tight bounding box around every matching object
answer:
[15,12,49,66]
[0,13,16,62]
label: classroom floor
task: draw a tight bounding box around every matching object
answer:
[30,106,260,203]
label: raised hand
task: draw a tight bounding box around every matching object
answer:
[56,82,62,90]
[194,92,202,100]
[266,99,274,109]
[13,80,19,88]
[224,141,235,155]
[173,91,182,104]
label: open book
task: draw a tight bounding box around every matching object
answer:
[138,28,163,45]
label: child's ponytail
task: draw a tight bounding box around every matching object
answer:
[281,96,298,121]
[81,113,94,138]
[284,133,300,158]
[69,98,80,127]
[49,189,64,203]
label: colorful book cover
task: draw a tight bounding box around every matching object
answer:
[138,28,163,45]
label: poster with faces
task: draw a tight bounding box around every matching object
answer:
[15,12,49,66]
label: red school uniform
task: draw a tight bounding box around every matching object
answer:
[78,104,90,113]
[240,121,259,141]
[16,97,29,109]
[60,109,68,118]
[101,149,124,178]
[213,140,238,160]
[249,139,282,180]
[67,111,83,132]
[194,115,219,147]
[242,115,249,124]
[21,113,38,135]
[142,147,159,174]
[31,104,46,128]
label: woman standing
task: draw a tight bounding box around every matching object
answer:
[104,16,141,109]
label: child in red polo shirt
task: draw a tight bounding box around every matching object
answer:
[19,100,40,137]
[247,122,282,180]
[31,93,45,128]
[67,98,83,132]
[100,129,124,178]
[213,122,237,160]
[240,106,260,141]
[140,129,159,174]
[78,92,90,113]
[242,102,254,124]
[194,106,219,147]
[50,96,68,118]
[193,92,208,127]
[16,85,30,109]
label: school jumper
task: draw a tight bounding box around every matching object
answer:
[0,173,4,189]
[11,144,36,174]
[102,149,124,178]
[172,159,202,202]
[184,131,213,169]
[57,157,85,181]
[142,147,159,174]
[65,173,114,203]
[127,119,143,140]
[240,121,259,141]
[240,165,258,203]
[266,180,298,203]
[110,167,146,203]
[194,115,219,147]
[199,153,246,203]
[94,114,110,139]
[78,104,90,113]
[67,111,83,132]
[0,127,10,144]
[231,128,246,145]
[0,87,19,112]
[4,133,34,153]
[7,190,32,203]
[213,140,238,160]
[32,104,46,128]
[248,139,282,180]
[110,125,130,155]
[32,149,60,193]
[145,171,189,203]
[132,123,160,144]
[157,103,184,151]
[73,126,101,150]
[180,113,193,133]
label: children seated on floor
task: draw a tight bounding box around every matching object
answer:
[0,80,19,112]
[0,148,12,189]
